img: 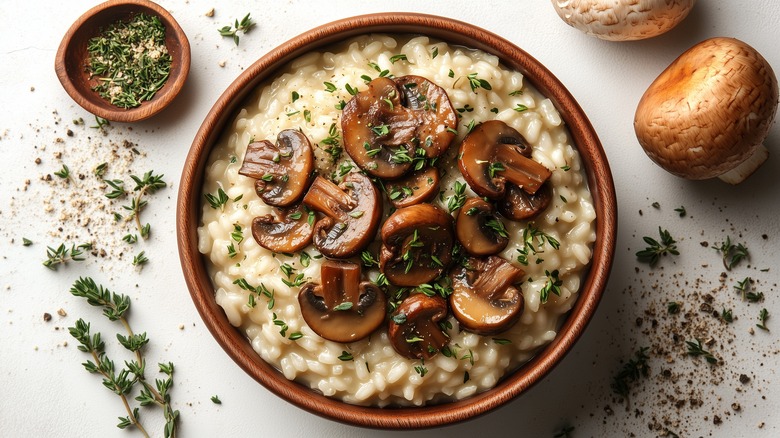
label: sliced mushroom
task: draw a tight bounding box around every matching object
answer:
[250,204,313,253]
[298,260,385,343]
[449,256,525,335]
[459,120,552,199]
[302,173,382,259]
[456,197,509,256]
[379,204,454,287]
[384,167,440,208]
[239,129,314,207]
[388,293,449,359]
[342,75,457,179]
[497,182,553,221]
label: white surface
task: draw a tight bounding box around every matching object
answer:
[1,1,778,437]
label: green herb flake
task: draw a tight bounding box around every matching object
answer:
[88,13,173,108]
[635,227,679,267]
[211,395,222,404]
[218,13,255,46]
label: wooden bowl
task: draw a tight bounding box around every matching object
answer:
[54,0,190,122]
[177,13,617,429]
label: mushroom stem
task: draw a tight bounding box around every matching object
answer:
[494,144,551,195]
[303,176,356,219]
[320,261,361,309]
[717,144,769,185]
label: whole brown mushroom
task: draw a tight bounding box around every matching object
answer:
[635,37,779,184]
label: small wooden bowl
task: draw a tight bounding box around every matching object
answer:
[54,0,190,122]
[178,13,617,429]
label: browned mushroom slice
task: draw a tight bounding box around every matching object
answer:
[384,167,440,209]
[250,204,313,253]
[394,75,458,159]
[238,129,314,207]
[458,120,551,199]
[342,75,457,179]
[298,260,385,343]
[497,182,552,221]
[456,197,509,256]
[449,255,525,335]
[388,293,449,359]
[302,173,382,259]
[379,204,453,287]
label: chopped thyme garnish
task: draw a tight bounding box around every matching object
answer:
[88,13,172,108]
[685,339,717,364]
[715,236,749,270]
[757,308,770,331]
[610,346,650,399]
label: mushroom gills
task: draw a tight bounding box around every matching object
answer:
[341,75,457,179]
[238,129,314,207]
[302,173,382,258]
[498,182,552,221]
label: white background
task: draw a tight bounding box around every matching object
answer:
[1,1,779,436]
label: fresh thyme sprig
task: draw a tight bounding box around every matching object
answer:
[446,181,467,213]
[540,269,563,303]
[68,277,179,437]
[636,227,679,267]
[610,346,650,400]
[685,339,718,365]
[757,308,770,331]
[218,13,255,46]
[42,242,92,270]
[122,171,166,239]
[205,187,229,210]
[715,236,749,270]
[516,224,560,266]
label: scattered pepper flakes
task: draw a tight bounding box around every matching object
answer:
[43,313,52,322]
[205,8,215,17]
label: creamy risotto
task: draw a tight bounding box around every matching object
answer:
[198,35,596,406]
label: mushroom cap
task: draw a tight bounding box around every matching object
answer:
[250,204,314,253]
[384,167,440,209]
[379,203,454,287]
[456,197,509,256]
[551,0,697,41]
[302,173,382,259]
[449,256,525,335]
[387,293,449,359]
[342,75,457,179]
[238,129,314,207]
[298,260,386,343]
[634,37,779,180]
[459,120,552,199]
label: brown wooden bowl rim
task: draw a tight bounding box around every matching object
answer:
[177,12,617,429]
[54,0,191,122]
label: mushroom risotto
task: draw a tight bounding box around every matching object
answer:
[198,34,596,406]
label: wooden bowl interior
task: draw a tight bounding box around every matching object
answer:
[55,0,190,122]
[177,13,617,429]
